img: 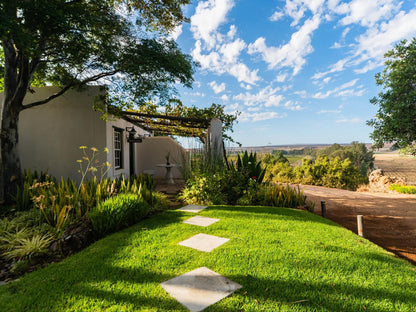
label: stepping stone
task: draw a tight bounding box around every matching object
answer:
[178,233,229,252]
[0,281,6,286]
[161,267,242,312]
[183,216,220,227]
[178,205,207,213]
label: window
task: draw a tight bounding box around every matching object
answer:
[114,128,123,169]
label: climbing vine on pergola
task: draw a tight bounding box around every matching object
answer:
[110,99,240,144]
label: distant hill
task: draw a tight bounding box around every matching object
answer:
[225,143,374,154]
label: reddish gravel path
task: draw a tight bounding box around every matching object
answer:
[300,185,416,265]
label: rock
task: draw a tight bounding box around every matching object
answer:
[368,169,406,192]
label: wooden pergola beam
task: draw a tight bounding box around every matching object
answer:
[121,110,210,125]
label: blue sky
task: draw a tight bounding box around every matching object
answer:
[170,0,416,147]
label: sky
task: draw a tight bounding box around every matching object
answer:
[169,0,416,147]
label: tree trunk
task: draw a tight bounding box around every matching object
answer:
[1,38,27,204]
[0,97,22,203]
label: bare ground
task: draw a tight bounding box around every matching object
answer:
[374,152,416,184]
[301,184,416,265]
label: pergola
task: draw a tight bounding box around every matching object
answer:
[120,110,211,143]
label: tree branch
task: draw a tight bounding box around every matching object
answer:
[22,70,118,110]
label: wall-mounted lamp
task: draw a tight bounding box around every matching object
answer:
[126,126,143,143]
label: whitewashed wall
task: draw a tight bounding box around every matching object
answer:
[136,136,188,179]
[13,86,149,183]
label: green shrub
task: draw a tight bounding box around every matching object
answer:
[267,155,367,190]
[181,150,268,206]
[389,184,416,194]
[179,173,228,205]
[88,194,150,238]
[255,184,306,208]
[147,192,170,212]
[232,151,266,183]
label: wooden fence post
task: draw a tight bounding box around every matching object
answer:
[321,201,326,218]
[357,215,365,237]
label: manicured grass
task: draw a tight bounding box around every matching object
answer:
[0,206,415,311]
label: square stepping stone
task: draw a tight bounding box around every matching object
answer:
[178,205,207,213]
[178,233,229,252]
[161,267,242,312]
[183,216,220,227]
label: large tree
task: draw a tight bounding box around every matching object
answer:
[0,0,194,202]
[367,38,416,155]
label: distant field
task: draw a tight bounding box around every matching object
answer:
[374,152,416,184]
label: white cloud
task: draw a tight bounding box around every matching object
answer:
[331,42,342,49]
[227,25,237,39]
[239,111,286,122]
[233,86,284,107]
[312,79,362,99]
[191,19,261,85]
[169,25,182,40]
[269,10,284,22]
[336,118,363,123]
[314,7,416,77]
[190,0,235,49]
[220,94,229,101]
[276,0,325,26]
[228,63,261,84]
[227,102,239,111]
[209,81,226,94]
[219,38,246,64]
[352,9,416,72]
[341,27,350,38]
[317,109,341,114]
[312,58,349,79]
[283,100,304,111]
[248,15,321,75]
[336,0,401,27]
[276,73,288,82]
[240,83,252,90]
[294,90,307,98]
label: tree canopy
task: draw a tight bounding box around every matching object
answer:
[367,38,416,155]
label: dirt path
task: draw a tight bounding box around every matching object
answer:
[300,185,416,265]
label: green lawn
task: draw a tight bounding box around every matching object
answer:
[1,206,415,312]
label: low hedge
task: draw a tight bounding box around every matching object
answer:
[88,193,150,238]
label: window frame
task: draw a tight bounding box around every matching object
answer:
[113,127,123,170]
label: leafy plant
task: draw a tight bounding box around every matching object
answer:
[88,194,150,238]
[233,151,266,183]
[256,184,306,208]
[1,232,54,261]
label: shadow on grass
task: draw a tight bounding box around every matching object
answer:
[2,207,415,312]
[212,272,416,312]
[0,210,188,311]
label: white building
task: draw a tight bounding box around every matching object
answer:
[2,86,186,183]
